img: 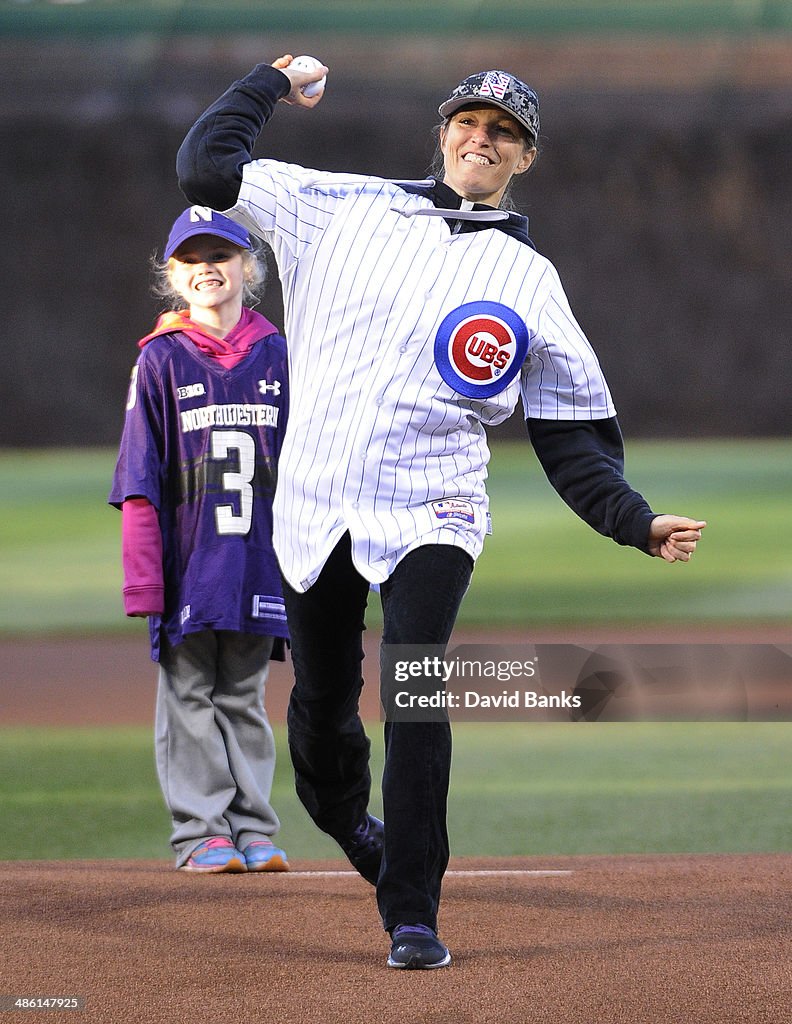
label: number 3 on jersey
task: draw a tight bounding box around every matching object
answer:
[212,429,255,536]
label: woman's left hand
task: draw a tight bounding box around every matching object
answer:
[648,516,707,563]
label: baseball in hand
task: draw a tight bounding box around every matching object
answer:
[290,55,327,97]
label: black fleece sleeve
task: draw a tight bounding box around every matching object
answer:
[176,63,291,210]
[526,417,657,554]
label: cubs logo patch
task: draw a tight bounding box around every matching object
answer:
[434,301,528,398]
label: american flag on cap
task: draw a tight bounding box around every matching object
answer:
[479,71,512,101]
[438,70,540,142]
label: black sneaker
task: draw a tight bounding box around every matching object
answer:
[338,814,384,885]
[387,924,452,970]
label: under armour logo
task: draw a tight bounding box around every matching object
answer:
[258,379,281,396]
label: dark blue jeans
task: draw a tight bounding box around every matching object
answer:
[282,533,473,933]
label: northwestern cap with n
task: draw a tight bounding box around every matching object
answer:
[164,206,252,259]
[438,70,540,142]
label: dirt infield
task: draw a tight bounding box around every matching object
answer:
[1,854,790,1024]
[1,631,790,1022]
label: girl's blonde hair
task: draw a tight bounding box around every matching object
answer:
[150,240,266,310]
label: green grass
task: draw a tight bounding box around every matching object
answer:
[2,442,787,864]
[0,448,129,635]
[0,726,343,862]
[467,437,792,626]
[2,441,788,634]
[448,721,792,855]
[1,722,790,861]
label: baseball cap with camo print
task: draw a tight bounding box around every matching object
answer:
[438,70,540,143]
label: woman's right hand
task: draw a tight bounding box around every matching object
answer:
[272,54,328,107]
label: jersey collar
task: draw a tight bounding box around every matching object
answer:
[397,178,535,248]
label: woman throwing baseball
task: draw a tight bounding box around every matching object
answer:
[176,55,705,969]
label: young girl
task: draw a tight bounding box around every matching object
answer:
[109,207,290,873]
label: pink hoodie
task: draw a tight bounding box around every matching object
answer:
[138,306,278,368]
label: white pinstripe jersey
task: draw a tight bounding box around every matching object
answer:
[229,161,616,592]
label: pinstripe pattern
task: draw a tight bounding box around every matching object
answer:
[231,160,615,591]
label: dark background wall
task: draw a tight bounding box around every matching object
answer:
[2,30,791,445]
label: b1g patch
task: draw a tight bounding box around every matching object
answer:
[434,301,529,398]
[430,498,475,524]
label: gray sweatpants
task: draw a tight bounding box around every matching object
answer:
[155,630,281,867]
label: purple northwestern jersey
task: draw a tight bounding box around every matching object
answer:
[109,330,289,660]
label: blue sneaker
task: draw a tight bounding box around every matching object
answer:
[243,839,289,872]
[179,837,246,873]
[338,815,384,885]
[387,925,452,970]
